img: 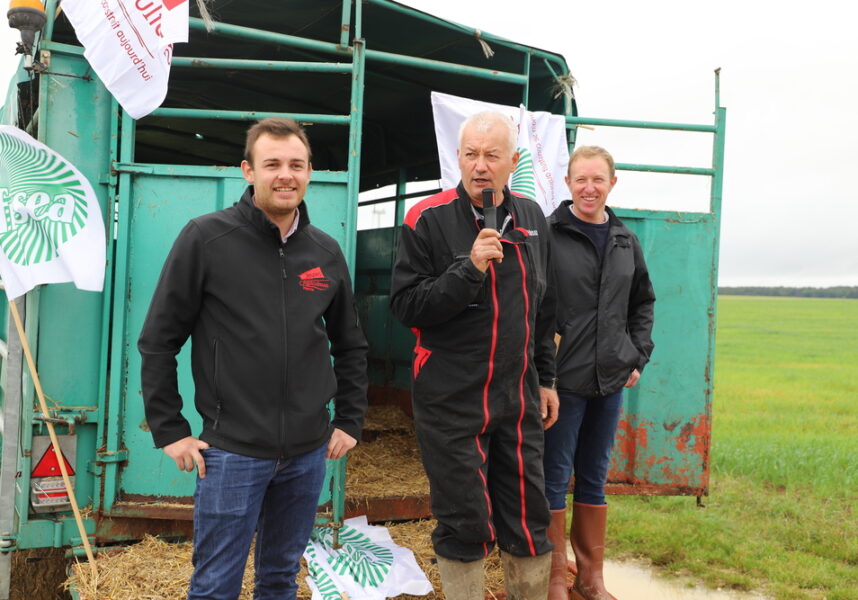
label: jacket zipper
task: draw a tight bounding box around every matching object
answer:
[278,245,289,458]
[212,338,221,430]
[569,223,609,396]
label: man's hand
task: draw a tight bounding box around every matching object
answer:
[327,428,357,460]
[163,436,210,478]
[539,386,559,430]
[624,368,641,388]
[470,228,504,272]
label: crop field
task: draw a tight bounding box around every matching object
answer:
[606,296,858,600]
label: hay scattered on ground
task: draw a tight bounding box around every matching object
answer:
[11,547,71,600]
[347,432,429,498]
[65,521,508,599]
[363,404,414,434]
[65,536,290,600]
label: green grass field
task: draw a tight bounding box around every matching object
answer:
[606,296,858,599]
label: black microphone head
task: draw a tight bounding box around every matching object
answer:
[482,188,495,209]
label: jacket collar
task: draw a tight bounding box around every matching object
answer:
[456,182,518,226]
[550,200,621,233]
[236,185,311,240]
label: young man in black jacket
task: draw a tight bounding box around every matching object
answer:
[138,118,368,600]
[390,111,558,600]
[543,146,655,600]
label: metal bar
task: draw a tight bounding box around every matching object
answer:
[339,0,353,47]
[394,169,408,226]
[354,0,363,40]
[189,17,350,57]
[344,40,366,268]
[13,288,39,542]
[170,57,352,73]
[615,162,715,177]
[567,116,716,133]
[702,69,727,497]
[360,186,441,208]
[101,111,136,513]
[92,98,121,513]
[149,108,352,125]
[0,299,24,599]
[111,162,349,183]
[522,52,531,106]
[364,48,527,84]
[43,0,59,42]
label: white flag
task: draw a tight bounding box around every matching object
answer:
[0,126,106,300]
[430,91,570,215]
[62,0,189,120]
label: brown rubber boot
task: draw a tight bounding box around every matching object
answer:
[435,555,484,600]
[501,550,551,600]
[548,509,572,599]
[570,502,617,600]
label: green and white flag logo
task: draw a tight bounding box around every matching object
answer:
[511,146,537,200]
[0,126,105,299]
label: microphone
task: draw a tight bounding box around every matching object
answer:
[482,188,497,231]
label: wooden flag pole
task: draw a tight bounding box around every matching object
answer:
[7,299,97,582]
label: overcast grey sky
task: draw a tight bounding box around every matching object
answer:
[2,1,856,286]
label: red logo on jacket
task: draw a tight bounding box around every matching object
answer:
[298,267,330,291]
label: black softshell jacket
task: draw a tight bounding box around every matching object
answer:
[550,201,655,397]
[390,184,556,392]
[138,187,368,459]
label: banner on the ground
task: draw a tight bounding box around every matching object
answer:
[430,91,570,216]
[0,126,106,299]
[304,516,432,600]
[61,0,189,120]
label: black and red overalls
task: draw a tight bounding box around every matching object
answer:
[390,183,556,561]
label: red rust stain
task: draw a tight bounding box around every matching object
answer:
[675,415,710,457]
[608,417,653,481]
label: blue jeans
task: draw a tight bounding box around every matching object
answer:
[187,444,327,600]
[542,390,623,509]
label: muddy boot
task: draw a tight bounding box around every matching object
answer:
[436,555,484,600]
[570,502,617,600]
[548,509,572,599]
[501,550,551,600]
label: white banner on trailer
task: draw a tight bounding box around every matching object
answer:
[62,0,189,119]
[0,126,105,299]
[430,91,569,215]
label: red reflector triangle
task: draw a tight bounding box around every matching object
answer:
[31,443,75,477]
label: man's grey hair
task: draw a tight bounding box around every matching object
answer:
[457,111,518,155]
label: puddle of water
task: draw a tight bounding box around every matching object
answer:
[601,559,769,600]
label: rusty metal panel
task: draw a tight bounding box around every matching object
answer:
[607,209,715,495]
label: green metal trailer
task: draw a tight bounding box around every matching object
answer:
[0,0,725,596]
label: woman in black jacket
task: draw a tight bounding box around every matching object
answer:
[544,146,655,600]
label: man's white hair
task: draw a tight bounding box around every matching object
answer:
[457,111,518,155]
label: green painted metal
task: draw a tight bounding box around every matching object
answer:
[171,57,353,73]
[150,107,352,124]
[188,17,350,57]
[567,115,717,133]
[614,162,715,176]
[364,48,528,84]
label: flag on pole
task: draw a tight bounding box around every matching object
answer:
[61,0,190,120]
[0,126,106,300]
[430,91,570,216]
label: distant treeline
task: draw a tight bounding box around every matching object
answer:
[718,286,858,299]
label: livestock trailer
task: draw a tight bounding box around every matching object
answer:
[0,0,725,596]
